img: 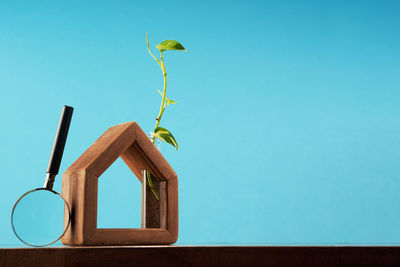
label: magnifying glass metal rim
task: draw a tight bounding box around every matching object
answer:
[11,188,71,247]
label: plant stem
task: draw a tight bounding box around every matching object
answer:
[145,34,167,200]
[152,51,167,143]
[146,33,162,70]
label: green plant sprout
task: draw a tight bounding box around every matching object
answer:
[145,33,188,199]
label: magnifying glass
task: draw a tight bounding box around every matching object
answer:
[11,105,73,247]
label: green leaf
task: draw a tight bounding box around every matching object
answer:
[157,89,177,106]
[151,127,178,150]
[146,171,159,200]
[146,170,154,187]
[166,98,177,106]
[156,40,188,52]
[150,187,160,200]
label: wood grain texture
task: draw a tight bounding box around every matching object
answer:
[61,122,178,245]
[159,181,167,228]
[61,170,98,245]
[2,246,400,267]
[67,123,136,177]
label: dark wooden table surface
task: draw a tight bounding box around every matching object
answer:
[2,245,400,266]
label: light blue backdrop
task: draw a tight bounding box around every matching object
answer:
[1,0,399,246]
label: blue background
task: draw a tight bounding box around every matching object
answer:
[1,0,400,246]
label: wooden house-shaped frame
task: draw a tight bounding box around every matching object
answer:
[61,122,178,245]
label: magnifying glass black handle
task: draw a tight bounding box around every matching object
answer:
[44,105,73,189]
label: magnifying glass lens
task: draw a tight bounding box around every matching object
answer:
[11,189,70,247]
